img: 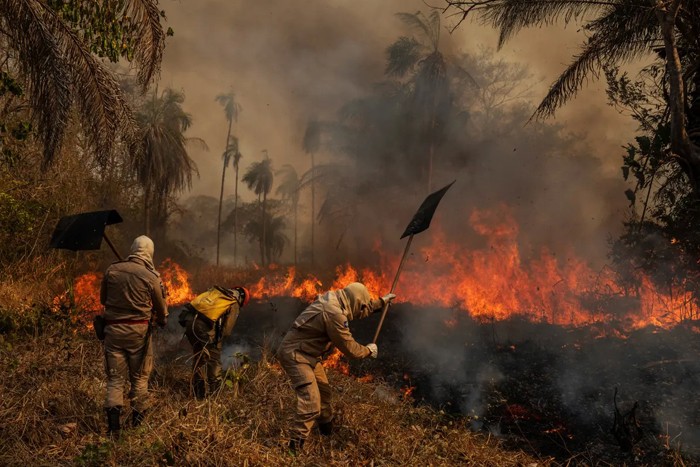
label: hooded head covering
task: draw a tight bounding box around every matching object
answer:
[128,235,156,271]
[336,282,373,321]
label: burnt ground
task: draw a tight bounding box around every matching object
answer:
[170,298,700,465]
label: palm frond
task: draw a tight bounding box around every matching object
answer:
[242,157,274,196]
[396,11,433,45]
[466,0,615,49]
[1,0,72,167]
[386,36,424,77]
[216,91,242,123]
[124,0,165,87]
[302,119,322,154]
[275,164,300,199]
[534,2,658,118]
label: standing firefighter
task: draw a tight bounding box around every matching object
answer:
[278,282,396,452]
[179,285,250,399]
[100,235,168,436]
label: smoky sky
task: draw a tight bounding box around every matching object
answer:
[159,0,642,266]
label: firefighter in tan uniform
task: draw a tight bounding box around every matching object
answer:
[278,282,396,451]
[178,285,251,399]
[100,235,168,435]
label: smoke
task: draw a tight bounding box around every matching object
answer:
[160,0,636,268]
[151,1,700,459]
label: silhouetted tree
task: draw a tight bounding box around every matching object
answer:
[302,120,322,266]
[215,90,242,266]
[276,164,301,267]
[243,214,289,265]
[386,10,456,192]
[242,152,273,265]
[132,88,203,236]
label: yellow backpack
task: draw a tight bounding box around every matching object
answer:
[190,286,238,321]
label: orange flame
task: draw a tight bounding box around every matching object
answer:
[402,373,415,400]
[322,348,350,375]
[159,258,196,305]
[59,206,699,334]
[248,266,322,303]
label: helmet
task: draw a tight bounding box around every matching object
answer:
[233,286,251,307]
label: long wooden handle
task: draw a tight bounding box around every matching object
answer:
[103,233,123,260]
[372,234,414,344]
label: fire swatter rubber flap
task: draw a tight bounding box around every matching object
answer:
[49,210,123,250]
[400,180,455,239]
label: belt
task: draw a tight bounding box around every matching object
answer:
[104,318,150,326]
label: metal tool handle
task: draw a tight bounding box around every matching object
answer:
[372,234,414,344]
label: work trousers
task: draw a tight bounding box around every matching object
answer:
[279,350,333,440]
[103,323,152,412]
[184,315,223,393]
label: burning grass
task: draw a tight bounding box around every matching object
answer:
[0,322,543,466]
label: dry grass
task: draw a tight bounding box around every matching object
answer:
[0,323,547,466]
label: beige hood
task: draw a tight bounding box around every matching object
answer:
[336,282,373,321]
[128,235,156,271]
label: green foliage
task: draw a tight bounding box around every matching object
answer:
[75,442,111,466]
[0,190,48,263]
[46,0,169,63]
[606,65,700,308]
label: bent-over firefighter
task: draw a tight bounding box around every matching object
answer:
[277,282,396,452]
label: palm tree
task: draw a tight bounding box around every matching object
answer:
[302,120,322,266]
[242,152,274,265]
[228,136,244,266]
[243,214,289,265]
[275,164,301,267]
[214,91,242,266]
[132,88,203,236]
[386,10,454,192]
[444,0,700,186]
[0,0,165,168]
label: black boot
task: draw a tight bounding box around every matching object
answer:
[208,378,222,396]
[193,379,206,400]
[132,409,145,427]
[288,438,305,454]
[318,420,333,436]
[106,406,121,437]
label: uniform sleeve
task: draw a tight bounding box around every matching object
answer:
[151,277,169,324]
[220,304,240,338]
[100,271,109,306]
[323,311,370,359]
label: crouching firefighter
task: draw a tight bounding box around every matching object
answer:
[100,235,168,436]
[179,285,250,399]
[277,282,396,452]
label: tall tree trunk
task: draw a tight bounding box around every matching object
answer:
[310,151,315,267]
[144,184,151,236]
[234,163,239,266]
[656,0,700,187]
[216,120,233,266]
[293,199,298,268]
[262,192,267,266]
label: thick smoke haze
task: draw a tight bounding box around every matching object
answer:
[151,3,700,458]
[159,0,638,267]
